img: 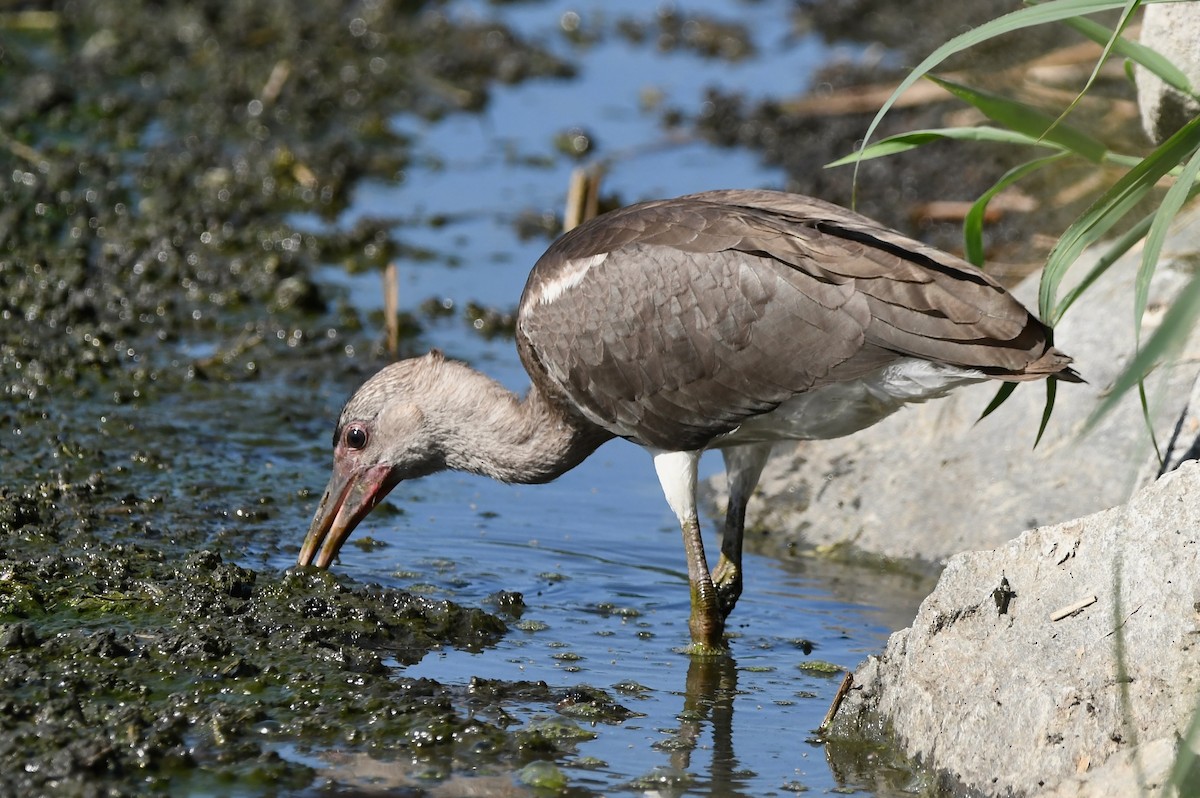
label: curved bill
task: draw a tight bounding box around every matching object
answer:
[297,462,399,568]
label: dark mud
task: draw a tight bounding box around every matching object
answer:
[0,0,1145,795]
[0,2,616,795]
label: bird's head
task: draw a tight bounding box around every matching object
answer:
[298,352,448,569]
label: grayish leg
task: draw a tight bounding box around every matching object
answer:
[712,443,773,620]
[652,449,726,653]
[680,515,724,652]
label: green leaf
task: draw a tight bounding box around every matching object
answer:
[1051,210,1156,320]
[1085,271,1200,432]
[1167,700,1200,794]
[929,76,1108,162]
[826,126,1066,169]
[1042,1,1143,136]
[845,0,1172,193]
[977,375,1067,444]
[977,381,1018,421]
[1062,15,1194,97]
[964,154,1067,266]
[1034,376,1058,447]
[1137,380,1163,466]
[1042,112,1200,322]
[1134,143,1200,341]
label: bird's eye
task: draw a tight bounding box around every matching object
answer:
[344,425,368,450]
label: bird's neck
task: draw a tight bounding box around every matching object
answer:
[431,366,608,484]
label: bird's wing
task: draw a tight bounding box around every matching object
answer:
[517,190,1073,450]
[687,190,1070,376]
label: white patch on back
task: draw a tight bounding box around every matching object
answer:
[715,358,985,446]
[533,252,608,306]
[650,448,700,525]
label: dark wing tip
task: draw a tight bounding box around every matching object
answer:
[999,346,1082,383]
[1054,365,1085,384]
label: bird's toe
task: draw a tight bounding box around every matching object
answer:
[712,556,742,620]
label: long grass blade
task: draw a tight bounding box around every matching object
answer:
[977,381,1019,421]
[964,154,1067,266]
[847,0,1168,196]
[1062,15,1194,96]
[1034,376,1058,447]
[1134,144,1200,342]
[930,76,1108,162]
[826,126,1066,168]
[1137,380,1163,467]
[1166,703,1200,796]
[1040,0,1143,136]
[1041,113,1200,323]
[1085,272,1200,433]
[1052,210,1155,320]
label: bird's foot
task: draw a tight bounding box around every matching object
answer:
[711,554,742,621]
[682,638,731,658]
[687,581,727,653]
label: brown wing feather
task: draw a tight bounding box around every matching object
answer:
[676,189,1076,379]
[517,190,1077,450]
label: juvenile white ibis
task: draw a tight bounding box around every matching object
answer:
[298,189,1079,653]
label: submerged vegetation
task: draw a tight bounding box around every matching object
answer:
[0,1,597,793]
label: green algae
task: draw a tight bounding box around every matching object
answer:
[0,1,604,794]
[0,0,575,409]
[518,759,570,791]
[797,660,844,676]
[0,543,517,790]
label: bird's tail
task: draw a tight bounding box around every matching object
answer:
[1006,346,1083,383]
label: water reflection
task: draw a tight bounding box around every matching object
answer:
[668,655,742,795]
[299,423,933,795]
[313,635,917,796]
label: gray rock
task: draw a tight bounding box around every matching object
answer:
[1037,736,1196,798]
[707,206,1200,566]
[1136,3,1200,144]
[831,460,1200,797]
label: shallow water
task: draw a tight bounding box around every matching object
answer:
[305,493,930,794]
[283,2,934,794]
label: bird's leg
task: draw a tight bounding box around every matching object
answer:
[680,514,724,652]
[652,450,725,653]
[712,443,772,621]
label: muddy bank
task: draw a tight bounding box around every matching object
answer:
[0,1,612,794]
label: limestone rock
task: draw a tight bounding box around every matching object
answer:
[830,461,1200,797]
[1136,3,1200,144]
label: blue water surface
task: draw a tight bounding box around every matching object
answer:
[295,2,930,794]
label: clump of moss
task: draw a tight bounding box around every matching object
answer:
[0,3,588,792]
[0,543,516,794]
[0,0,573,403]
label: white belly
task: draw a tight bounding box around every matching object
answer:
[713,358,985,447]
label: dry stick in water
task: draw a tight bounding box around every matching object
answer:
[818,671,855,734]
[384,262,399,359]
[563,165,604,232]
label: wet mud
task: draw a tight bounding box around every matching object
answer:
[0,2,604,794]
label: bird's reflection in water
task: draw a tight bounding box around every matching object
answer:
[651,654,745,797]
